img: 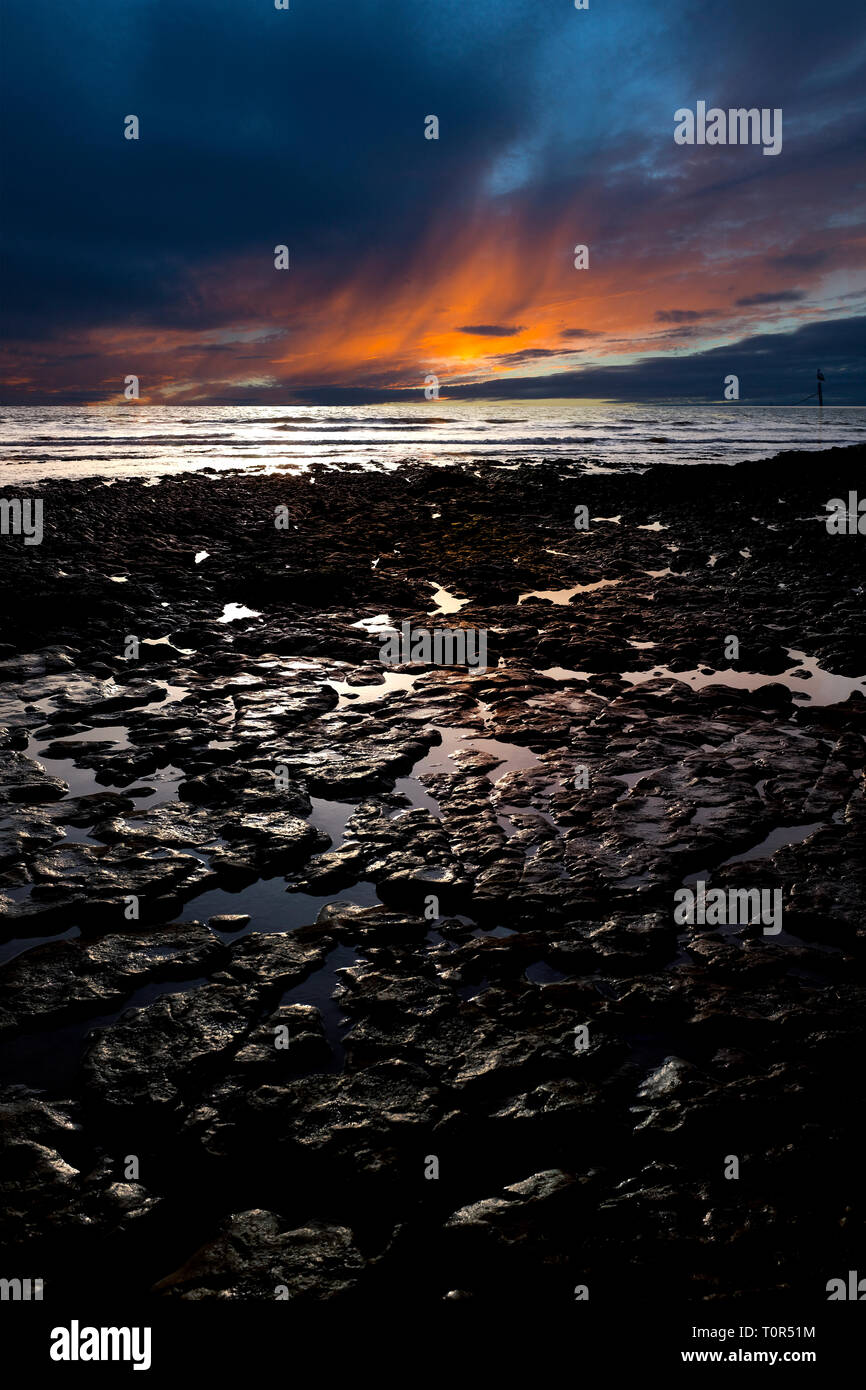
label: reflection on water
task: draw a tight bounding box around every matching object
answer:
[539,649,865,706]
[2,402,863,482]
[519,577,621,605]
[621,648,866,706]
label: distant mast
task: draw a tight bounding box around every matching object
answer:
[817,369,825,407]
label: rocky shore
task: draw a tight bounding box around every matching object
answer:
[1,446,864,1306]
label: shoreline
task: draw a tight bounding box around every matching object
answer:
[0,443,864,1304]
[1,426,864,488]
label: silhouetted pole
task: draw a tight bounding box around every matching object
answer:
[817,369,824,407]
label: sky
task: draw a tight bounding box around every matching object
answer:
[1,0,864,405]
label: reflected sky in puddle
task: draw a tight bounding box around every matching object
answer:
[392,723,542,825]
[326,669,420,707]
[620,648,866,705]
[280,943,358,1069]
[218,602,263,624]
[427,582,471,616]
[538,649,864,707]
[721,822,825,865]
[178,877,380,938]
[518,577,621,605]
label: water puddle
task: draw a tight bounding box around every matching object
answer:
[525,960,569,985]
[612,768,662,799]
[0,926,80,969]
[54,723,134,751]
[351,614,396,636]
[666,815,838,968]
[392,724,542,825]
[218,603,263,624]
[391,775,442,817]
[280,943,359,1069]
[518,577,620,605]
[428,582,471,616]
[307,796,357,852]
[178,876,380,938]
[0,975,209,1094]
[326,670,420,707]
[413,725,541,783]
[134,764,185,806]
[145,635,196,656]
[24,736,112,799]
[620,649,866,706]
[539,666,592,682]
[24,733,185,804]
[720,822,825,866]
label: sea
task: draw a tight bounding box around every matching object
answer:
[0,402,863,483]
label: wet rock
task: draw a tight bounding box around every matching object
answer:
[438,1169,582,1294]
[153,1210,367,1301]
[0,841,213,934]
[0,647,77,681]
[220,931,331,988]
[0,750,68,803]
[637,1056,701,1101]
[293,844,367,890]
[0,450,863,1302]
[0,923,229,1032]
[0,809,65,865]
[81,983,264,1121]
[377,863,470,909]
[208,913,250,931]
[0,1089,85,1254]
[221,1003,330,1075]
[216,809,319,870]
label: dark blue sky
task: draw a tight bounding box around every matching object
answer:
[1,0,864,402]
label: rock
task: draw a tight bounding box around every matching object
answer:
[0,924,229,1032]
[0,450,863,1303]
[81,983,263,1121]
[0,750,68,803]
[153,1210,367,1301]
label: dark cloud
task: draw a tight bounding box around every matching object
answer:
[0,0,546,337]
[462,315,865,404]
[769,250,829,271]
[560,329,596,338]
[494,348,577,363]
[272,314,864,406]
[458,325,526,336]
[655,309,710,323]
[735,290,805,307]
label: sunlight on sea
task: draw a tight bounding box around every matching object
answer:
[0,401,863,482]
